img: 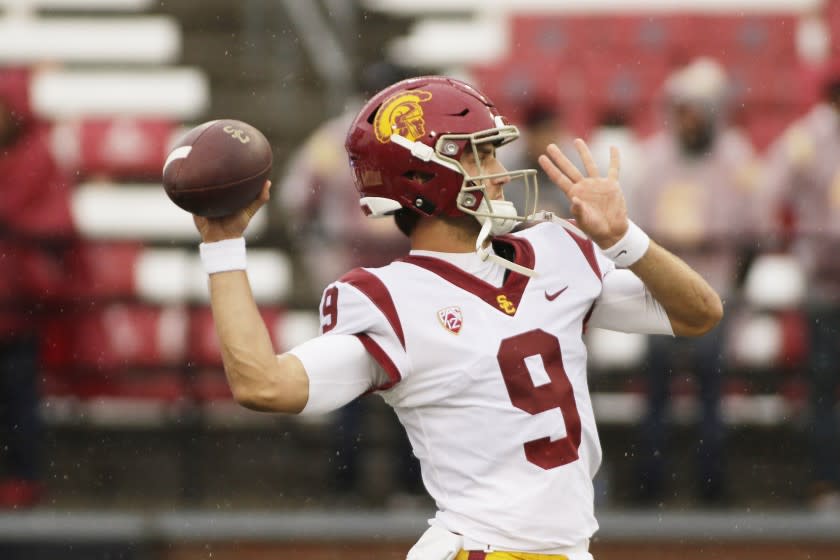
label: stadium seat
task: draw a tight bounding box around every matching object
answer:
[49,304,191,406]
[30,68,209,120]
[509,14,594,61]
[778,375,809,415]
[17,245,70,303]
[743,253,807,311]
[0,0,155,10]
[63,241,144,301]
[826,0,840,52]
[470,58,589,131]
[70,304,189,371]
[39,368,75,399]
[0,15,180,65]
[70,182,262,242]
[584,328,647,373]
[729,310,786,370]
[585,14,696,59]
[728,61,805,108]
[777,309,809,369]
[687,14,798,62]
[191,369,233,402]
[104,370,187,402]
[61,368,188,404]
[580,52,670,116]
[60,243,294,305]
[387,16,507,67]
[40,314,76,373]
[272,310,321,353]
[51,118,179,181]
[729,308,808,372]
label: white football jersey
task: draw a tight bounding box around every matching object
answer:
[318,220,614,552]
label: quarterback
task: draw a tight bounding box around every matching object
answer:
[193,76,722,560]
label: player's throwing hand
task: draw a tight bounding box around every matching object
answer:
[538,139,628,250]
[193,180,272,243]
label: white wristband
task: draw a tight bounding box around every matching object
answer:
[199,237,246,274]
[601,220,650,268]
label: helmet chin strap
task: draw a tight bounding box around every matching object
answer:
[475,210,538,278]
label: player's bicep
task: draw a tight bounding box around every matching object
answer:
[318,281,373,336]
[589,269,674,335]
[287,334,386,416]
[317,275,412,387]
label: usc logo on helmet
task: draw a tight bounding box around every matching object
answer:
[374,90,433,144]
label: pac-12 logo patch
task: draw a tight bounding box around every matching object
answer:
[374,90,433,143]
[437,306,463,335]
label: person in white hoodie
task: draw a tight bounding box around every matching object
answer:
[627,58,762,505]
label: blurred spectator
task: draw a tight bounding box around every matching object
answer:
[628,58,761,505]
[587,109,643,213]
[276,62,423,505]
[0,67,75,508]
[501,100,578,217]
[760,59,840,511]
[278,62,411,295]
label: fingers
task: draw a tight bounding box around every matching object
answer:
[545,143,585,183]
[538,152,575,198]
[245,180,272,218]
[573,138,600,178]
[608,146,621,182]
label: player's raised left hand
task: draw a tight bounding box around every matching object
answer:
[538,139,628,249]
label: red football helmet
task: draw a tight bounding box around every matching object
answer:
[345,75,537,227]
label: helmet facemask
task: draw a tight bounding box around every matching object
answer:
[436,118,539,235]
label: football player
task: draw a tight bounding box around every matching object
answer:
[193,76,722,559]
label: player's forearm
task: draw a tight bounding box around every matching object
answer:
[628,240,724,337]
[208,271,308,413]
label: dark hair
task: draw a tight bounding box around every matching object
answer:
[360,61,412,98]
[825,78,840,105]
[522,101,563,129]
[393,208,421,237]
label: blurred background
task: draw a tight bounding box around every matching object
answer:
[1,0,840,558]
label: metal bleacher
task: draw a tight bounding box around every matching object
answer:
[3,5,840,553]
[0,0,318,434]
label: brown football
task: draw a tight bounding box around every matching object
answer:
[162,119,272,217]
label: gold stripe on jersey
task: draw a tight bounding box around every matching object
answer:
[455,551,569,560]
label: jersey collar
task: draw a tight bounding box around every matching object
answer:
[399,235,535,316]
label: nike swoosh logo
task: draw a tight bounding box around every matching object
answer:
[616,250,628,258]
[545,286,569,301]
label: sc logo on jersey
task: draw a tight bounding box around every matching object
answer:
[496,294,516,315]
[223,125,251,144]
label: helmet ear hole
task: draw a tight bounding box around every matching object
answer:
[366,104,382,125]
[403,170,435,184]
